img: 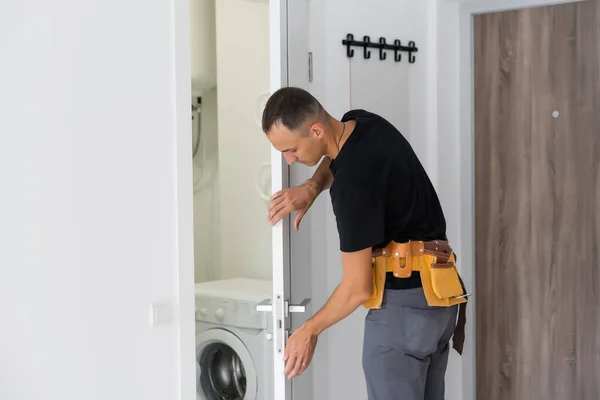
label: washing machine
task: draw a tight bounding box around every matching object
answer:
[195,278,273,400]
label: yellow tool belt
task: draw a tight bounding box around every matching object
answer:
[362,240,470,309]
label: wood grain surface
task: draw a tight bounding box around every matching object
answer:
[474,1,600,399]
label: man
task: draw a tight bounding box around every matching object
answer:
[261,87,467,400]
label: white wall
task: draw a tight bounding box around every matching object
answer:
[303,1,464,399]
[0,0,194,399]
[192,88,221,282]
[190,0,217,96]
[215,0,273,281]
[191,0,273,283]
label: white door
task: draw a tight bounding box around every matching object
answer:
[256,0,313,399]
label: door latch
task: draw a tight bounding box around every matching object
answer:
[256,296,312,354]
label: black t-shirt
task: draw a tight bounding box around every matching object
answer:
[329,109,447,290]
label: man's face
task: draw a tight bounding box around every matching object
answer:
[266,122,325,167]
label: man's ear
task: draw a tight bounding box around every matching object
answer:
[309,122,326,139]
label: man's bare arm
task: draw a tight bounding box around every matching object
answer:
[281,247,373,378]
[304,247,372,335]
[305,156,334,194]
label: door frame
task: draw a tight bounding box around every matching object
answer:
[171,0,292,398]
[173,0,196,398]
[446,1,584,399]
[268,0,294,398]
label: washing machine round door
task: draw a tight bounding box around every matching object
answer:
[196,328,257,400]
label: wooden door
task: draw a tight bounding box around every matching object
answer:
[474,1,600,399]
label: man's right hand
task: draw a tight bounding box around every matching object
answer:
[268,180,320,230]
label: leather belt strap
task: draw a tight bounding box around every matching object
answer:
[372,240,454,277]
[372,239,452,258]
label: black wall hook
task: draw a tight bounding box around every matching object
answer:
[394,40,402,62]
[345,34,354,58]
[341,33,418,64]
[408,41,416,63]
[379,37,387,60]
[363,36,371,59]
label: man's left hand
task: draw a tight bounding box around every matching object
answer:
[283,322,318,379]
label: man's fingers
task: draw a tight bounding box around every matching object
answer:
[283,344,290,362]
[283,352,297,375]
[270,205,293,226]
[270,190,285,201]
[268,195,285,213]
[287,356,305,379]
[294,209,307,231]
[268,201,291,223]
[268,200,286,221]
[287,348,313,379]
[304,351,314,367]
[267,186,313,228]
[295,358,309,377]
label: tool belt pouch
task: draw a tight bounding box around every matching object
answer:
[362,257,387,310]
[421,252,467,307]
[431,254,464,299]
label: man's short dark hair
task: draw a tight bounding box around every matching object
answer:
[261,87,325,134]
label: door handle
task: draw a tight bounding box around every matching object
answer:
[255,298,311,314]
[285,298,311,316]
[256,298,273,312]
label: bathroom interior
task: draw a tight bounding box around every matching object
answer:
[190,0,273,285]
[190,0,276,398]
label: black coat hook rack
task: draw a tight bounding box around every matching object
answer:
[342,33,418,63]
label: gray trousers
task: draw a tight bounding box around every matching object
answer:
[362,288,458,400]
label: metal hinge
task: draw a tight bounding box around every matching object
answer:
[308,52,313,82]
